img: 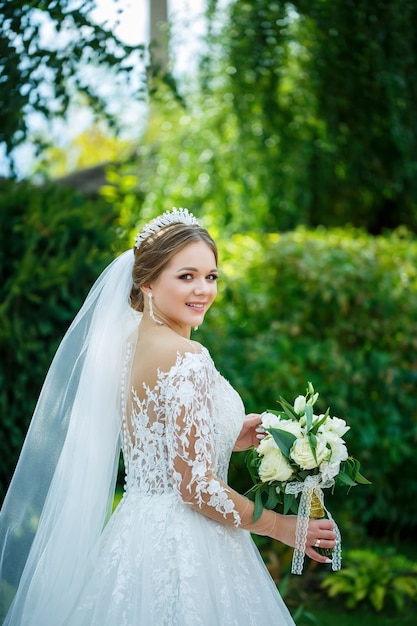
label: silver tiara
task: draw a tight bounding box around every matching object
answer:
[134,207,200,249]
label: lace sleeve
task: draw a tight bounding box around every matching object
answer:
[164,354,243,526]
[161,352,284,542]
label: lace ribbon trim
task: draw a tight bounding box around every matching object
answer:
[285,475,342,575]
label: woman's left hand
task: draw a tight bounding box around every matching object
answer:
[233,413,266,452]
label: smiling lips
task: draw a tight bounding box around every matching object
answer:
[186,303,206,310]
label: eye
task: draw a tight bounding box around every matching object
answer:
[207,273,218,281]
[178,273,193,280]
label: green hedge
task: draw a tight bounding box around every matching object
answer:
[198,227,417,534]
[2,192,416,536]
[0,179,129,499]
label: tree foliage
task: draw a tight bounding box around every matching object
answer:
[215,0,417,232]
[292,0,417,232]
[0,0,145,166]
[116,0,417,234]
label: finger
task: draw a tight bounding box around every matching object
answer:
[305,547,333,564]
[246,413,262,421]
[308,533,337,549]
[255,428,266,440]
[308,521,335,542]
[317,519,335,531]
[311,533,336,548]
[314,529,337,542]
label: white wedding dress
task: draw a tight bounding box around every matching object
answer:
[66,346,295,626]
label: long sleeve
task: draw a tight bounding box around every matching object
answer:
[164,354,277,536]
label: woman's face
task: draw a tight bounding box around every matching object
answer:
[148,241,218,335]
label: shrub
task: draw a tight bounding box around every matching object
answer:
[0,179,129,500]
[321,548,417,612]
[2,197,416,537]
[199,227,417,533]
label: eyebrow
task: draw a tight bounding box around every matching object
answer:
[176,266,218,273]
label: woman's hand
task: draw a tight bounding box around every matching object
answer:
[273,514,337,564]
[233,413,266,452]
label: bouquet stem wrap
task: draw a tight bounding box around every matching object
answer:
[285,474,342,575]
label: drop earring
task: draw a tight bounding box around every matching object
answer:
[148,292,163,325]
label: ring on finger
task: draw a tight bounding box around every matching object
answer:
[314,538,321,548]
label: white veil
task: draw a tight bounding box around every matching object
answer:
[0,249,138,625]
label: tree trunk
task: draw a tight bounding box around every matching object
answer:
[149,0,169,73]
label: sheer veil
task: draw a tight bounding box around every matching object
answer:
[0,249,139,625]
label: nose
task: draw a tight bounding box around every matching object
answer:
[193,278,210,295]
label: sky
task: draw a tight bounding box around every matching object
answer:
[93,1,206,44]
[91,0,208,70]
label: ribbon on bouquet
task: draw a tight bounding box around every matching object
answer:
[285,474,342,575]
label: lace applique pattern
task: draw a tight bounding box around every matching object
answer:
[69,349,295,625]
[121,348,245,525]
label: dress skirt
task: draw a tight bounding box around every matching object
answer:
[67,492,296,626]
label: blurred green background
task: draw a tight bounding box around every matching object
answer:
[1,1,416,623]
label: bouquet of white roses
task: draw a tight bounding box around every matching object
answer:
[245,382,369,574]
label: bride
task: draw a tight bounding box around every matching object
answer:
[0,209,335,625]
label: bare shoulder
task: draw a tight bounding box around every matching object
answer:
[150,333,203,362]
[131,332,205,390]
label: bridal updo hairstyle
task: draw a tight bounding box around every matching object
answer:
[130,222,218,312]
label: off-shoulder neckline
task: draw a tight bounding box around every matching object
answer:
[127,345,214,400]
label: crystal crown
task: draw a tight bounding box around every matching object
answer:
[134,208,200,249]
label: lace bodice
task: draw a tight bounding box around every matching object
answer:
[121,347,246,525]
[66,346,294,625]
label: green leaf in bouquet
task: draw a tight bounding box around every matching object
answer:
[342,457,371,486]
[245,448,261,484]
[268,428,297,457]
[265,485,279,510]
[253,488,264,522]
[308,431,318,462]
[336,472,358,488]
[277,396,299,420]
[311,408,330,433]
[245,486,256,502]
[265,408,293,422]
[304,404,313,432]
[349,459,371,485]
[354,470,371,485]
[283,491,298,515]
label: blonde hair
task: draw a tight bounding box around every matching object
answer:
[130,222,218,311]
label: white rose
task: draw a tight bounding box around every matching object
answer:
[322,416,350,438]
[261,412,281,429]
[293,395,306,415]
[257,434,277,456]
[319,428,348,463]
[320,459,341,482]
[329,438,348,463]
[278,419,303,438]
[262,413,302,438]
[258,447,294,482]
[291,435,329,470]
